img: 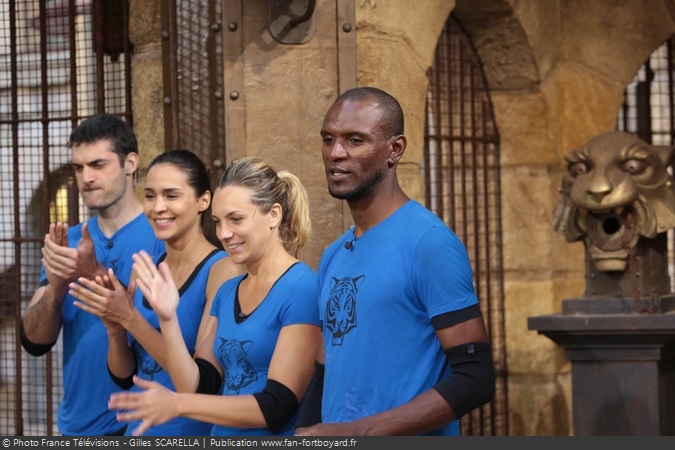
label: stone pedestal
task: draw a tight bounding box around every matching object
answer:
[528,296,675,436]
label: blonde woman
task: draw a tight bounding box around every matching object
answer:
[109,157,321,436]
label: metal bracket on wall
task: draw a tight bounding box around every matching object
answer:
[268,0,316,44]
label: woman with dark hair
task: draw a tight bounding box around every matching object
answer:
[69,149,244,436]
[108,156,321,437]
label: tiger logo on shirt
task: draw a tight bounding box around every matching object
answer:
[217,338,258,394]
[325,275,365,346]
[131,339,162,380]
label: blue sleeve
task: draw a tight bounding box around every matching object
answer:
[413,226,479,319]
[281,269,320,327]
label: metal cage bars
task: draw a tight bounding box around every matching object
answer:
[424,15,508,436]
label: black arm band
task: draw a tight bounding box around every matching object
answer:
[295,360,324,428]
[432,342,496,418]
[20,321,56,356]
[431,304,482,329]
[252,378,300,433]
[195,357,223,394]
[107,362,135,390]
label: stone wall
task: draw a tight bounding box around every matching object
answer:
[127,0,164,189]
[129,0,675,436]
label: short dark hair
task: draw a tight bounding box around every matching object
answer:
[68,114,138,166]
[336,87,404,136]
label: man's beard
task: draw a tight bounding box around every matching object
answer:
[82,188,124,212]
[329,169,385,201]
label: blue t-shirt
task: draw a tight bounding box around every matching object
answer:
[38,213,165,436]
[125,248,227,436]
[317,200,478,436]
[209,262,320,436]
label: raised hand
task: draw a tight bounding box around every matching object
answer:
[132,251,180,321]
[108,376,178,436]
[42,222,104,292]
[41,222,78,291]
[50,221,69,247]
[69,268,136,331]
[76,221,105,278]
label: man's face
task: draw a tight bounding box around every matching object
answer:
[320,98,393,202]
[71,140,129,211]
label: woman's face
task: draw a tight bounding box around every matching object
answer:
[143,163,209,245]
[211,185,278,267]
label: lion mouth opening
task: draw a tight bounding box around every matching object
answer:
[583,208,638,272]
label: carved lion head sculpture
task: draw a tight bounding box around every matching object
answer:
[552,131,675,272]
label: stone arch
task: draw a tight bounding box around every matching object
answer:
[547,1,675,153]
[353,0,539,200]
[452,0,540,92]
[559,1,675,87]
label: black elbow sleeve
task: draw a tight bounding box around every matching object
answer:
[432,342,496,418]
[253,379,299,433]
[295,360,324,428]
[195,357,223,394]
[20,321,56,357]
[108,362,136,390]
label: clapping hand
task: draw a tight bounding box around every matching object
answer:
[132,250,180,321]
[42,222,104,292]
[69,268,136,333]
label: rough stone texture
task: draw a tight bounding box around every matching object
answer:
[491,92,556,166]
[130,45,165,176]
[558,371,573,432]
[129,1,162,47]
[508,374,571,436]
[541,64,625,157]
[397,162,424,204]
[128,0,164,200]
[356,0,454,70]
[562,0,675,86]
[505,278,569,374]
[454,0,541,92]
[511,1,563,81]
[501,166,558,271]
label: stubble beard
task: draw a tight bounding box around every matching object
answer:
[328,169,386,201]
[82,186,126,213]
